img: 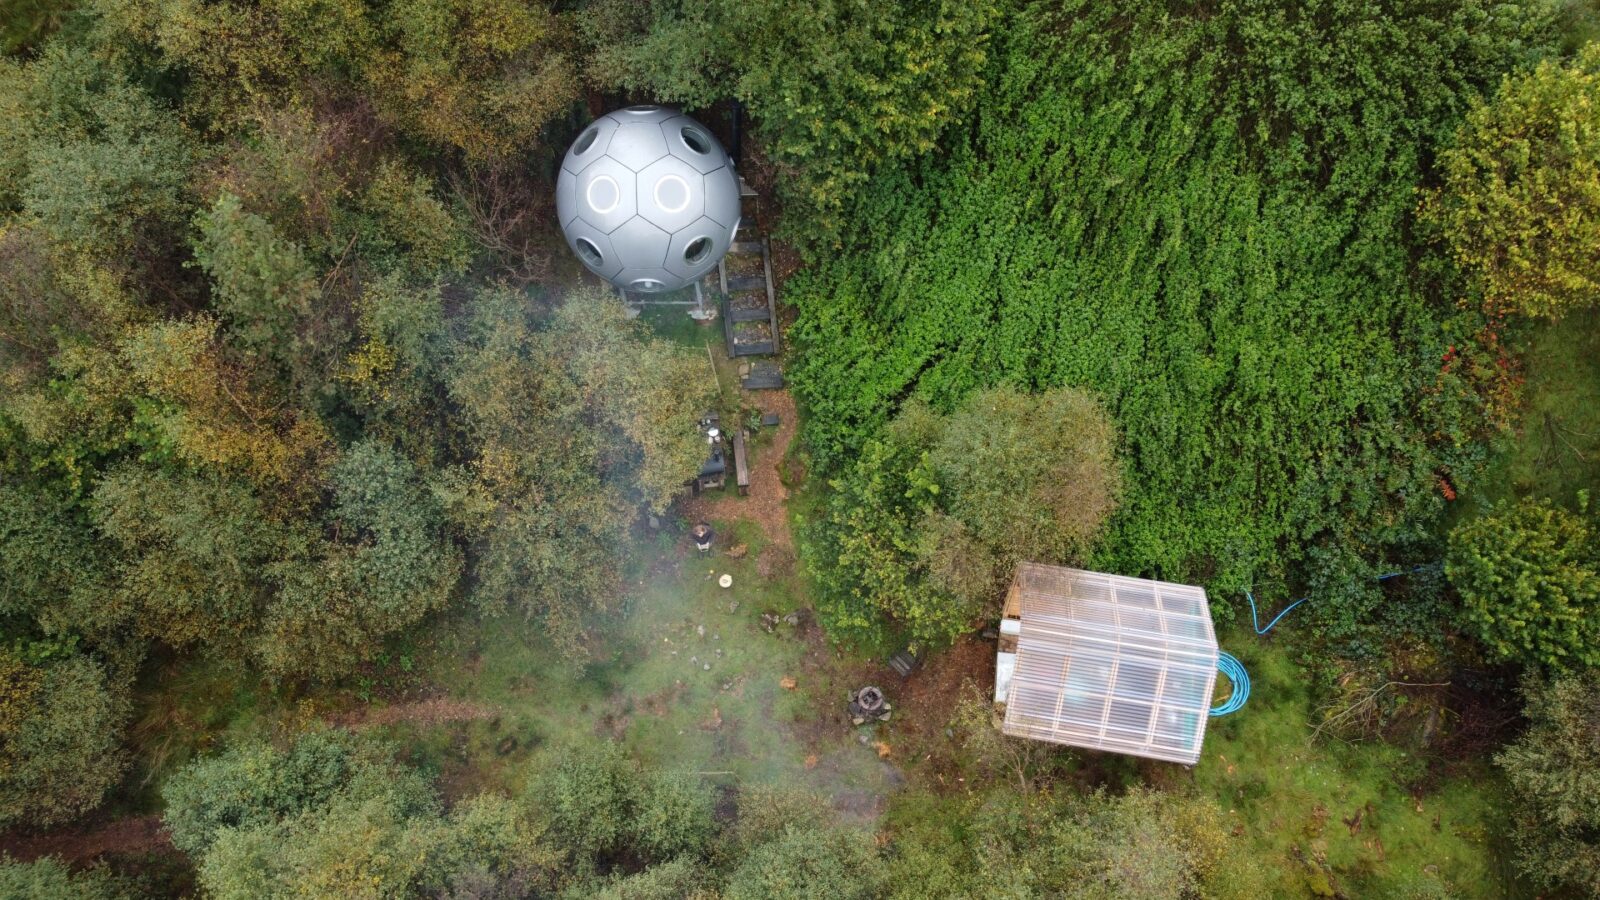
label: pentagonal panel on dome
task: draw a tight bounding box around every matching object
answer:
[607,122,670,172]
[664,218,729,282]
[702,166,742,228]
[636,157,706,234]
[608,216,671,270]
[613,105,676,125]
[562,223,624,281]
[561,118,618,175]
[574,156,638,234]
[660,115,730,174]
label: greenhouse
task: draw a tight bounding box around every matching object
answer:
[995,564,1219,765]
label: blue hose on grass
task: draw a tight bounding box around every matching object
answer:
[1211,563,1440,717]
[1210,651,1250,716]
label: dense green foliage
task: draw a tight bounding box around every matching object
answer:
[165,731,544,898]
[1447,496,1600,669]
[584,0,1000,242]
[789,0,1560,651]
[809,385,1119,645]
[1424,42,1600,318]
[1497,671,1600,896]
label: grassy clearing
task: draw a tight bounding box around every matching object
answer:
[1473,307,1600,511]
[391,513,899,812]
[1196,638,1520,898]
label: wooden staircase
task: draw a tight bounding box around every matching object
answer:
[720,178,783,389]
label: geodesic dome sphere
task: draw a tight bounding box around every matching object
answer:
[556,106,741,293]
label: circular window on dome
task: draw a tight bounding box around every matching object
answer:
[680,127,711,155]
[684,236,714,265]
[630,278,666,292]
[625,105,658,114]
[573,127,599,155]
[574,238,604,268]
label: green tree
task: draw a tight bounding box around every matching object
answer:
[257,440,462,679]
[525,741,715,871]
[167,732,548,898]
[7,46,193,261]
[723,825,881,900]
[447,288,710,660]
[1446,497,1600,670]
[930,385,1121,575]
[91,466,285,653]
[1423,44,1600,318]
[808,386,1120,646]
[192,193,320,371]
[162,729,433,859]
[0,649,128,828]
[1497,671,1600,897]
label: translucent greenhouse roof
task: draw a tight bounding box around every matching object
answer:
[999,564,1219,765]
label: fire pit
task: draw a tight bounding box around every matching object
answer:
[849,686,892,725]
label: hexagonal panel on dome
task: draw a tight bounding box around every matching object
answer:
[660,115,729,174]
[555,171,577,227]
[703,166,741,228]
[608,216,672,270]
[561,118,618,175]
[636,157,706,234]
[574,156,638,234]
[606,123,670,172]
[562,223,624,281]
[664,218,728,281]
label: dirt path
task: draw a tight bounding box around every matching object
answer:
[1,814,171,865]
[685,388,797,552]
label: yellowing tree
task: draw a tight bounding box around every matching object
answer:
[1424,44,1600,318]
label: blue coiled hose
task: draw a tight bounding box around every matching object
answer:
[1210,650,1250,716]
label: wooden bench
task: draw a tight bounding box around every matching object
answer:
[733,429,750,495]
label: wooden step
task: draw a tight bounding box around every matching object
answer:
[730,305,770,323]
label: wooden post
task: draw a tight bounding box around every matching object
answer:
[734,429,750,496]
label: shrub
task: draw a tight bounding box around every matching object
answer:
[1446,497,1600,670]
[524,742,715,870]
[1497,672,1600,896]
[161,729,431,858]
[0,856,131,900]
[0,650,128,828]
[808,385,1120,646]
[723,825,881,900]
[1423,44,1600,318]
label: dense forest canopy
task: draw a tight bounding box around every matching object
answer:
[2,0,1599,896]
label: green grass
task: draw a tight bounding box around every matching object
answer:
[1472,307,1600,511]
[1196,638,1522,898]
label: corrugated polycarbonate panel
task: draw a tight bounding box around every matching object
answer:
[1001,565,1219,765]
